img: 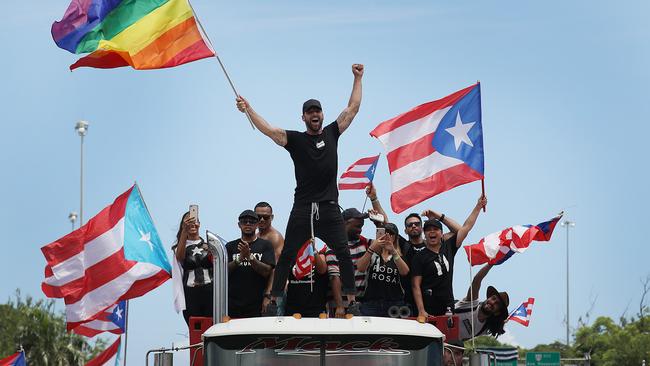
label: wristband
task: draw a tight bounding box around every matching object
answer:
[367,248,377,255]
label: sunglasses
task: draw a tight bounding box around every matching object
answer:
[406,222,422,228]
[257,214,272,220]
[239,218,259,225]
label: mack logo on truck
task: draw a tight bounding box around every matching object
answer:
[237,336,409,355]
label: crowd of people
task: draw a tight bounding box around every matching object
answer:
[172,188,509,338]
[172,64,511,358]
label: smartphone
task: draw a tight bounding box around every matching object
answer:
[368,210,385,223]
[189,204,199,221]
[376,227,386,238]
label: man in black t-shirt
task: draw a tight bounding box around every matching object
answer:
[235,64,365,311]
[399,211,462,312]
[411,196,487,317]
[226,210,275,318]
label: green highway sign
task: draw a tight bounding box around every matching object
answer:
[526,352,561,366]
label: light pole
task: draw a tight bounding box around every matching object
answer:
[75,121,89,226]
[561,220,575,346]
[68,211,78,231]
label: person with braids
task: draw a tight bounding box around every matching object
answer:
[454,263,510,340]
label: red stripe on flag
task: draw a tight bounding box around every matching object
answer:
[161,39,215,69]
[386,133,436,172]
[464,239,492,266]
[370,84,476,138]
[340,171,367,179]
[73,325,122,338]
[66,269,170,331]
[70,50,131,70]
[41,187,132,266]
[338,182,370,190]
[349,156,380,166]
[390,164,483,213]
[86,337,120,366]
[43,251,136,303]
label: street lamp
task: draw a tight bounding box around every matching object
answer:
[68,211,78,231]
[561,220,575,346]
[75,121,88,226]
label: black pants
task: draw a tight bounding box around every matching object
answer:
[272,201,356,296]
[423,291,453,316]
[182,284,213,325]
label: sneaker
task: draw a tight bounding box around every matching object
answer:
[346,301,361,316]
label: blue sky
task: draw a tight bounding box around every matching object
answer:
[1,0,649,364]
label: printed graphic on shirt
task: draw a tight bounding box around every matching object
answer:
[370,261,400,284]
[232,252,264,266]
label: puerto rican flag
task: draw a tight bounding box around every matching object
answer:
[41,185,171,330]
[464,213,563,266]
[293,239,315,280]
[338,154,380,190]
[370,83,484,213]
[72,300,126,338]
[0,351,26,366]
[508,298,535,327]
[85,337,121,366]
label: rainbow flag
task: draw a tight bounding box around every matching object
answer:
[52,0,215,70]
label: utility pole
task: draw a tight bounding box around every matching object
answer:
[561,220,575,345]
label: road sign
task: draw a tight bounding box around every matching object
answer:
[526,352,561,366]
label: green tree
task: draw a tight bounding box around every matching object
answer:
[0,291,107,365]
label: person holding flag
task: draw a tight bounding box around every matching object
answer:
[454,263,510,340]
[285,239,332,317]
[235,64,364,313]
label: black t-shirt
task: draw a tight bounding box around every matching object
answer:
[398,236,427,307]
[174,239,213,288]
[226,238,275,317]
[410,234,459,307]
[363,254,404,302]
[285,267,328,317]
[284,121,341,203]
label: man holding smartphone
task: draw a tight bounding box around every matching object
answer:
[235,64,364,313]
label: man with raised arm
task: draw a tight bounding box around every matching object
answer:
[411,196,488,317]
[236,64,364,313]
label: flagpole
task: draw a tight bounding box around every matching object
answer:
[123,300,129,366]
[468,248,475,351]
[361,155,380,212]
[481,179,486,212]
[188,2,255,131]
[214,56,256,130]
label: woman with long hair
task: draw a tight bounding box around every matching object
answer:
[356,223,410,317]
[172,211,213,325]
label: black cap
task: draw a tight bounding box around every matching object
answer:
[238,210,259,220]
[384,223,399,236]
[342,208,369,221]
[423,219,443,231]
[302,99,322,113]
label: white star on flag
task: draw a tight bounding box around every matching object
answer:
[139,229,154,251]
[445,111,476,150]
[115,306,123,320]
[191,247,203,256]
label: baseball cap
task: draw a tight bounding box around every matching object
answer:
[342,208,369,221]
[302,99,322,113]
[238,210,259,220]
[423,219,443,231]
